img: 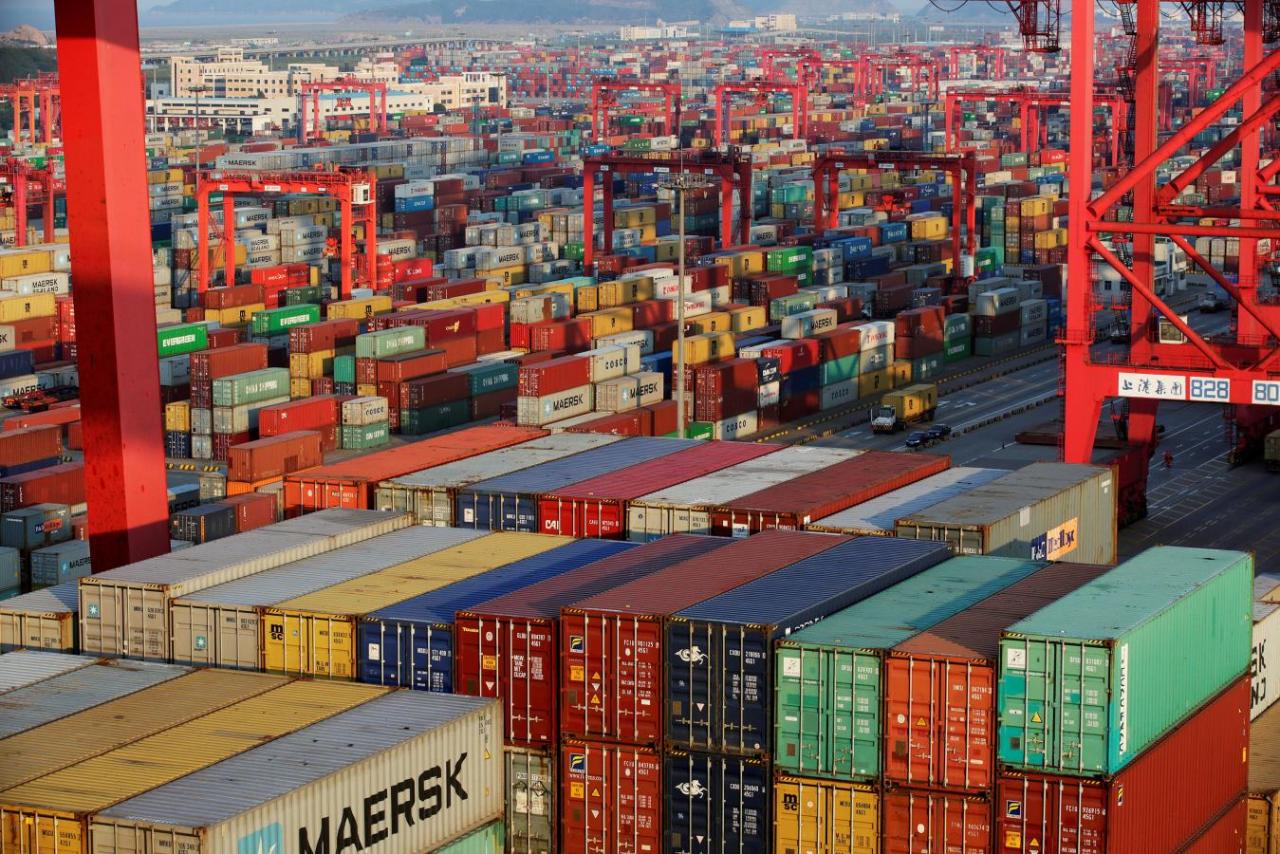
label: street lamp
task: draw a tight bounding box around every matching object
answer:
[656,171,710,438]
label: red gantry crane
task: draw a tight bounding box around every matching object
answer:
[590,80,682,141]
[758,47,824,90]
[297,77,389,143]
[946,45,1008,80]
[712,81,809,146]
[862,52,941,101]
[0,158,61,247]
[2,74,61,145]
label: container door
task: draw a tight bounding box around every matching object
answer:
[722,625,770,756]
[429,489,452,526]
[882,788,994,854]
[719,754,769,853]
[78,583,119,655]
[358,620,399,686]
[503,619,557,749]
[666,751,717,854]
[171,604,216,667]
[264,610,355,677]
[262,610,307,675]
[774,777,879,854]
[507,748,555,854]
[667,619,715,749]
[612,614,665,744]
[832,649,882,780]
[883,656,937,786]
[941,659,994,790]
[426,625,453,693]
[995,774,1109,854]
[561,612,611,741]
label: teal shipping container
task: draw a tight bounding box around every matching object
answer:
[997,546,1252,777]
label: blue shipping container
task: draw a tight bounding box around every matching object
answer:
[0,350,34,381]
[394,195,435,213]
[666,750,769,854]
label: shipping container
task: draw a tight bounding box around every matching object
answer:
[560,739,662,854]
[30,540,92,588]
[0,649,92,693]
[506,747,554,854]
[79,509,410,659]
[895,462,1118,563]
[773,774,879,854]
[665,749,768,854]
[0,584,77,652]
[88,692,502,854]
[1186,797,1247,854]
[226,431,323,483]
[995,678,1250,853]
[882,787,993,854]
[998,546,1251,777]
[1248,699,1280,854]
[805,467,1006,536]
[775,556,1044,781]
[435,820,505,854]
[1254,573,1280,720]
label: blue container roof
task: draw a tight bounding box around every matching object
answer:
[463,437,699,495]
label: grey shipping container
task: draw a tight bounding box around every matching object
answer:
[0,546,18,594]
[0,503,72,552]
[375,433,621,526]
[894,462,1117,563]
[0,582,77,652]
[0,649,95,692]
[30,539,92,588]
[506,746,554,854]
[80,509,411,660]
[89,692,504,854]
[806,467,1006,536]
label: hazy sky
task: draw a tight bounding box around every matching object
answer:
[2,1,167,31]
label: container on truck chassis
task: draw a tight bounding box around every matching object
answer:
[871,383,937,433]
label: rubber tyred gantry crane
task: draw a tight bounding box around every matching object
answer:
[712,81,809,146]
[1,74,61,145]
[946,45,1008,80]
[590,80,682,141]
[0,158,61,247]
[758,47,823,90]
[942,88,1130,168]
[297,78,389,143]
[862,52,941,101]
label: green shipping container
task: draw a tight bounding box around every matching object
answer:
[911,352,944,381]
[283,286,323,306]
[340,420,391,449]
[944,339,971,362]
[819,353,860,386]
[459,362,518,395]
[250,304,320,336]
[774,556,1042,781]
[769,293,819,322]
[157,322,209,357]
[767,246,814,275]
[355,327,427,359]
[565,243,585,261]
[435,820,504,854]
[334,354,356,385]
[664,422,713,440]
[211,367,290,407]
[997,546,1251,778]
[399,399,470,436]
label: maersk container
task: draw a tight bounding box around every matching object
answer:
[88,692,503,854]
[806,467,1005,536]
[665,749,768,854]
[375,433,622,526]
[358,539,635,691]
[626,447,861,541]
[79,509,410,659]
[169,526,484,669]
[506,747,554,854]
[0,583,77,652]
[666,537,952,756]
[998,546,1252,777]
[895,462,1118,563]
[774,556,1043,781]
[455,437,699,532]
[0,648,93,693]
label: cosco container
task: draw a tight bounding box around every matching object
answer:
[79,509,409,659]
[559,739,662,854]
[805,467,1005,536]
[359,539,634,691]
[455,535,728,751]
[375,433,621,525]
[0,583,77,651]
[775,556,1043,780]
[562,530,847,746]
[667,537,951,756]
[456,437,698,532]
[665,749,768,854]
[995,678,1249,853]
[998,546,1251,777]
[89,692,502,854]
[895,462,1118,563]
[0,649,93,692]
[773,775,879,854]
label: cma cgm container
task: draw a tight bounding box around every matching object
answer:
[561,530,847,746]
[0,582,77,652]
[666,537,951,756]
[626,447,860,541]
[884,562,1111,791]
[806,466,1006,536]
[358,539,635,691]
[169,527,484,669]
[995,677,1250,853]
[79,509,409,659]
[998,546,1252,777]
[560,739,662,854]
[375,433,620,525]
[665,749,769,854]
[774,556,1043,781]
[773,774,880,854]
[0,648,93,692]
[539,441,778,538]
[712,450,950,536]
[456,437,698,532]
[1248,699,1280,853]
[895,462,1118,563]
[89,692,503,854]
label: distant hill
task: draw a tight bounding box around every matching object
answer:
[339,0,745,25]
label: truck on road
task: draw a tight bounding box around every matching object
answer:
[871,383,938,433]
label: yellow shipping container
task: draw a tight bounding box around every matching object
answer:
[673,332,735,366]
[576,285,600,314]
[260,532,570,678]
[355,383,378,398]
[418,290,509,311]
[581,308,633,338]
[714,250,764,279]
[1020,196,1052,217]
[689,312,733,334]
[289,349,334,379]
[729,305,767,332]
[774,775,879,854]
[0,680,383,854]
[620,276,654,302]
[655,241,680,262]
[290,378,314,398]
[204,303,265,329]
[327,295,393,319]
[0,251,52,280]
[163,401,190,434]
[858,367,894,398]
[910,217,948,240]
[890,360,912,388]
[0,292,55,323]
[486,264,527,287]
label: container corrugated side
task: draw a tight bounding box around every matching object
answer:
[375,433,622,525]
[894,462,1118,563]
[1254,572,1280,720]
[773,775,879,854]
[666,537,952,756]
[0,659,191,740]
[169,527,485,669]
[805,466,1006,536]
[261,533,571,679]
[506,747,553,854]
[434,820,505,854]
[997,546,1252,777]
[359,539,635,691]
[1250,699,1280,853]
[80,509,411,659]
[89,692,501,854]
[559,739,662,854]
[626,447,860,541]
[0,584,77,652]
[665,749,768,854]
[0,649,90,693]
[774,556,1043,781]
[455,437,699,532]
[881,786,993,854]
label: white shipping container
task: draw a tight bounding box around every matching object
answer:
[781,308,839,340]
[2,272,70,296]
[191,434,213,460]
[710,411,757,440]
[581,344,640,383]
[280,226,328,247]
[190,407,212,436]
[595,329,654,356]
[0,374,39,399]
[90,692,503,854]
[594,376,640,412]
[633,371,664,407]
[859,344,893,374]
[282,244,326,263]
[707,285,733,308]
[516,385,593,427]
[857,320,895,351]
[0,583,78,653]
[974,287,1021,317]
[1254,573,1280,719]
[820,377,860,410]
[211,396,290,435]
[757,380,780,408]
[342,396,389,427]
[30,539,92,588]
[0,649,95,693]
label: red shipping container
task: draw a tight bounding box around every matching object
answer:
[3,406,80,433]
[995,677,1249,854]
[539,441,776,539]
[711,450,950,535]
[882,787,993,854]
[629,300,674,328]
[531,318,592,352]
[65,420,82,451]
[1183,797,1246,853]
[895,335,944,361]
[509,322,531,350]
[435,335,479,368]
[518,355,590,397]
[812,324,862,361]
[0,461,85,511]
[895,306,946,338]
[189,343,268,381]
[455,536,729,749]
[884,563,1111,791]
[211,431,252,463]
[0,316,58,349]
[820,297,862,324]
[226,431,323,483]
[289,319,359,354]
[472,303,505,332]
[249,265,291,287]
[762,340,821,375]
[400,372,470,410]
[392,256,433,281]
[565,410,646,437]
[560,739,662,854]
[203,285,265,310]
[221,491,278,532]
[282,423,544,515]
[0,425,61,466]
[475,327,505,356]
[560,529,848,745]
[693,359,758,423]
[470,388,513,420]
[972,313,1020,337]
[205,328,242,349]
[257,396,339,438]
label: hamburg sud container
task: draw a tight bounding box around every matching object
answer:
[626,447,861,541]
[538,441,778,538]
[560,738,662,854]
[88,692,502,854]
[805,466,1006,536]
[665,748,770,854]
[1248,699,1280,853]
[0,582,77,652]
[711,450,950,536]
[374,433,621,525]
[1254,572,1280,720]
[358,538,635,691]
[997,546,1252,778]
[774,556,1043,781]
[560,530,848,748]
[0,679,389,854]
[0,649,92,693]
[78,509,409,659]
[995,677,1250,854]
[168,527,485,669]
[773,774,880,854]
[455,437,699,532]
[895,462,1118,563]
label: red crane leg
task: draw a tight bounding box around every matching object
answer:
[1239,0,1264,340]
[719,176,733,248]
[582,168,595,271]
[53,0,169,569]
[222,192,236,289]
[1130,0,1159,364]
[13,172,26,248]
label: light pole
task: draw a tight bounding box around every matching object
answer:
[657,171,709,438]
[190,84,209,173]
